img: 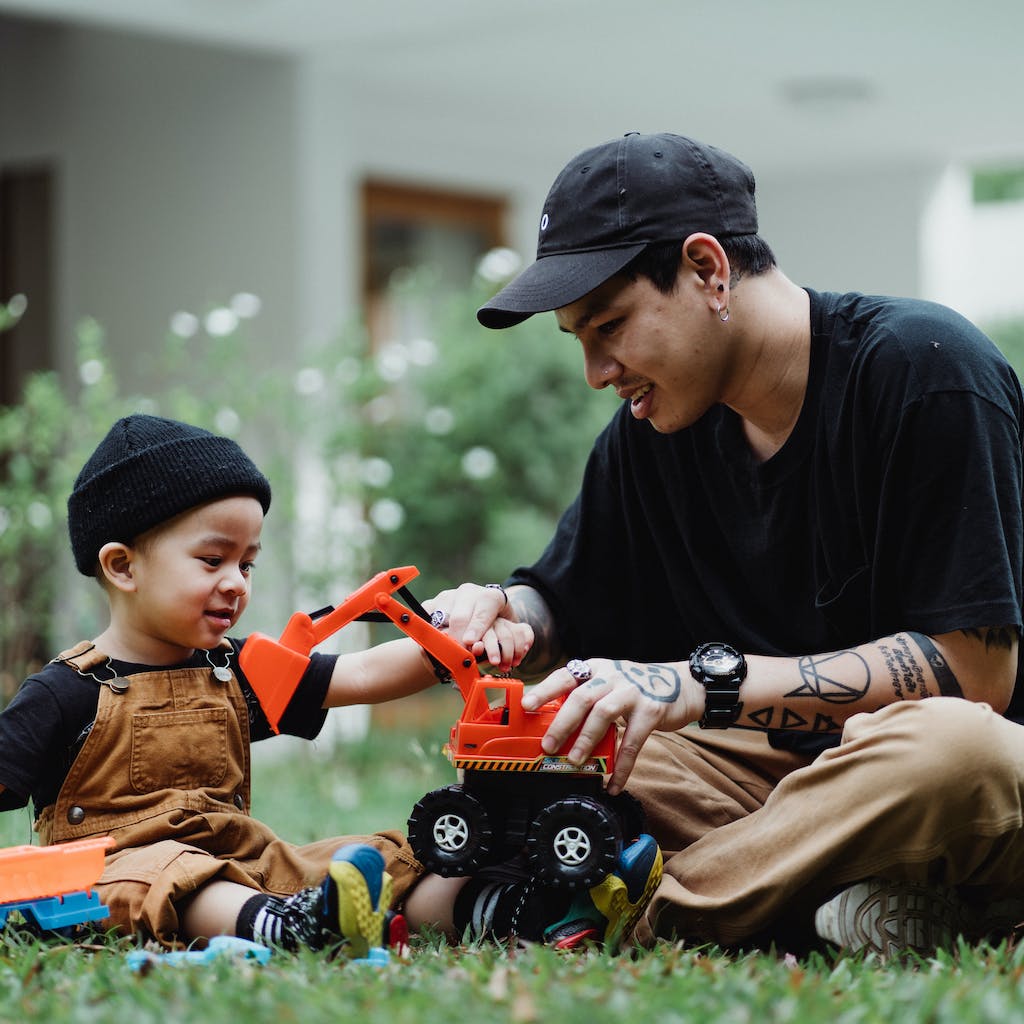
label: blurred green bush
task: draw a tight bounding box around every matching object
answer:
[0,279,616,699]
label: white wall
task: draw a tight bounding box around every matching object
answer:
[756,162,943,300]
[921,165,1024,326]
[12,16,1014,400]
[1,18,300,392]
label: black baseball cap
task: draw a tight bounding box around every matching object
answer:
[477,132,759,330]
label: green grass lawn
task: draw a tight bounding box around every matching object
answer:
[4,711,1024,1023]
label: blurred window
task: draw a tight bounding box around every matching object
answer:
[362,180,505,344]
[0,165,54,405]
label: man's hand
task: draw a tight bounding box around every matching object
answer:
[425,583,532,673]
[521,658,706,794]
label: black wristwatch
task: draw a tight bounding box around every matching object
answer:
[689,642,747,729]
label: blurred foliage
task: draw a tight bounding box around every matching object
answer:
[0,277,614,699]
[988,317,1024,369]
[0,303,306,700]
[306,270,617,608]
[0,315,122,699]
[973,166,1024,204]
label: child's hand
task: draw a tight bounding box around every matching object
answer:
[425,583,533,673]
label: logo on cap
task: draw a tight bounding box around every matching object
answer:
[540,213,549,232]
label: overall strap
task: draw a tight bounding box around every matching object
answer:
[51,641,110,675]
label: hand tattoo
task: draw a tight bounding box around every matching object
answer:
[614,661,682,703]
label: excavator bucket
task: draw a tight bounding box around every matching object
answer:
[239,626,312,734]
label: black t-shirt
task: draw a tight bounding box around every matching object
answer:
[0,638,334,815]
[509,290,1024,742]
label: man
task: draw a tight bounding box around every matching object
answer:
[438,131,1024,956]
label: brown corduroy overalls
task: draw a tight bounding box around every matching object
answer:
[36,642,423,946]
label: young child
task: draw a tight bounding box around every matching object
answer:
[0,413,531,954]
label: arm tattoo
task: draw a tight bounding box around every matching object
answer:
[879,633,934,700]
[960,625,1017,652]
[747,705,842,732]
[907,631,963,697]
[508,586,563,678]
[784,650,870,704]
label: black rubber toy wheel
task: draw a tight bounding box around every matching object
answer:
[526,796,620,889]
[605,788,647,843]
[407,784,494,876]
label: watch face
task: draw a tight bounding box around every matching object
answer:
[701,645,742,676]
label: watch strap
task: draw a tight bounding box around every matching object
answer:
[698,681,745,728]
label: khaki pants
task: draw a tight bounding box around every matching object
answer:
[625,698,1024,946]
[93,825,421,945]
[42,644,423,946]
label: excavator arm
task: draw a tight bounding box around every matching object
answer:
[239,566,478,732]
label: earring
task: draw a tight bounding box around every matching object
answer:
[715,301,731,323]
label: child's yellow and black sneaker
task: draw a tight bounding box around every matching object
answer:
[240,843,406,957]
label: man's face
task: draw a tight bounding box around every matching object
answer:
[555,269,726,434]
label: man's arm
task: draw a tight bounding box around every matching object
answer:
[522,625,1018,794]
[735,627,1015,733]
[505,586,564,679]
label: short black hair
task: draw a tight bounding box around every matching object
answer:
[622,234,777,294]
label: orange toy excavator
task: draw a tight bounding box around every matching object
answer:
[240,567,645,890]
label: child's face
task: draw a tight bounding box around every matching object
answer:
[124,495,264,657]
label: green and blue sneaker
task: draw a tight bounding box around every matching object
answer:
[543,834,663,953]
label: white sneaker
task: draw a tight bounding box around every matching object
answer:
[814,878,966,958]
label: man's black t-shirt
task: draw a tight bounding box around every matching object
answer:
[509,290,1024,743]
[0,638,334,815]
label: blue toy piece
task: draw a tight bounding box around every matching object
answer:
[126,935,273,969]
[351,946,391,966]
[0,889,109,932]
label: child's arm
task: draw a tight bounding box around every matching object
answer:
[323,617,533,709]
[323,637,439,708]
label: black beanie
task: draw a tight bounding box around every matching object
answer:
[68,414,272,575]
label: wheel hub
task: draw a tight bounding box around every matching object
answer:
[552,826,592,866]
[433,813,470,852]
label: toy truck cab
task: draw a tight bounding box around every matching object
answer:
[446,676,613,774]
[240,566,644,892]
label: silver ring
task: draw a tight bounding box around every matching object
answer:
[566,659,593,683]
[430,609,450,629]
